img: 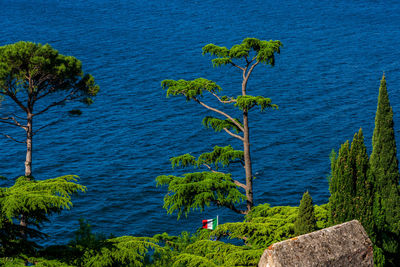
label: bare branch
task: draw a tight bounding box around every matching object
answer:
[0,133,26,143]
[233,180,247,190]
[33,120,60,135]
[223,128,244,141]
[34,90,77,117]
[210,91,237,104]
[230,61,245,71]
[245,60,260,81]
[34,87,55,102]
[192,97,245,132]
[214,200,247,214]
[4,91,28,113]
[203,163,218,173]
[10,113,25,120]
[0,117,27,130]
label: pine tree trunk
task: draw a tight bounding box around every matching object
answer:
[242,71,253,212]
[243,110,253,212]
[21,112,33,238]
[25,113,33,178]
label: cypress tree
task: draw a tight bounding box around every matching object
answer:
[328,129,373,233]
[350,128,374,236]
[370,74,400,266]
[329,141,353,224]
[294,191,317,236]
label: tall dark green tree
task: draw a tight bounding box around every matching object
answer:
[350,129,374,236]
[329,129,373,234]
[369,74,400,266]
[157,38,282,216]
[329,140,353,224]
[294,191,317,236]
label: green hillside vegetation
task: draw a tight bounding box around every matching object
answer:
[1,40,400,266]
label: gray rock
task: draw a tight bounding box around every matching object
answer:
[258,220,373,267]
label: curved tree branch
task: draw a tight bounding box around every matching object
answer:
[4,91,28,113]
[223,128,244,141]
[33,120,60,135]
[0,133,26,143]
[0,117,27,130]
[214,200,247,215]
[34,90,77,117]
[230,61,245,71]
[233,180,247,190]
[192,97,245,132]
[210,91,237,104]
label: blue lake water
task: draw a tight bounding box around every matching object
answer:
[1,0,400,245]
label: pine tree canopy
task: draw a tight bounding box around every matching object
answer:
[170,146,244,170]
[0,41,99,108]
[0,175,86,258]
[82,236,165,267]
[159,37,282,217]
[202,116,243,134]
[202,38,282,67]
[162,78,221,101]
[235,95,278,112]
[156,172,246,219]
[0,175,86,226]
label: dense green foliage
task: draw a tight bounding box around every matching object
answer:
[156,171,246,218]
[329,76,400,266]
[294,192,317,236]
[202,38,282,67]
[1,202,330,266]
[0,41,99,107]
[0,175,85,260]
[329,129,374,231]
[369,75,400,266]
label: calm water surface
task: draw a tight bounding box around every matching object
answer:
[1,0,400,244]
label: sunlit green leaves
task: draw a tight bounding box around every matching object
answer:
[209,203,330,249]
[197,145,244,169]
[202,38,282,68]
[162,78,221,101]
[1,175,86,223]
[235,95,278,111]
[82,236,166,267]
[0,41,99,104]
[169,145,244,170]
[202,116,243,134]
[156,172,245,219]
[201,44,229,57]
[171,154,197,169]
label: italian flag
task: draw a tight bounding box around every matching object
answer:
[202,216,218,230]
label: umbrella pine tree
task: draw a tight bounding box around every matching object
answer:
[157,38,282,216]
